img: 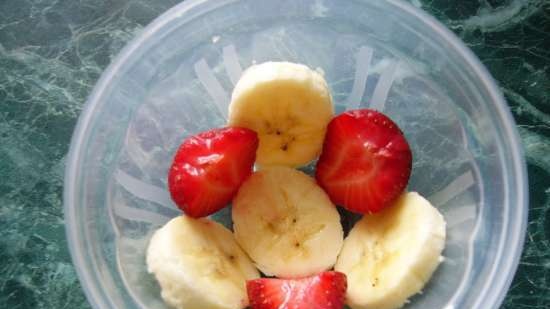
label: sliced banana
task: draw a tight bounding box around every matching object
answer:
[147,216,260,309]
[232,166,343,278]
[335,192,446,309]
[228,61,333,167]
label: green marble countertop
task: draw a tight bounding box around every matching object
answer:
[0,0,549,308]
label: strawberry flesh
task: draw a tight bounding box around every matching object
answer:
[247,271,347,309]
[316,109,412,214]
[168,127,258,217]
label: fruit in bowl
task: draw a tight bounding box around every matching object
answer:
[64,2,528,309]
[146,61,446,309]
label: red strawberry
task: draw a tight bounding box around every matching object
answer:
[247,271,347,309]
[168,127,258,217]
[316,109,412,214]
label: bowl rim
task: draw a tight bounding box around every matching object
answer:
[64,0,528,308]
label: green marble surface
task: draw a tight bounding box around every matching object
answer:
[0,0,548,308]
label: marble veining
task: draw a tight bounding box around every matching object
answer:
[0,0,549,308]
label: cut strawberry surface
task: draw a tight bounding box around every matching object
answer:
[316,109,412,214]
[168,127,258,218]
[247,271,347,309]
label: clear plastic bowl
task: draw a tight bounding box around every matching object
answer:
[64,0,528,308]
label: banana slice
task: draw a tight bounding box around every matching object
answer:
[147,215,260,309]
[228,62,333,167]
[335,192,446,309]
[232,166,344,278]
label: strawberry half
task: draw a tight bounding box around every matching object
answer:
[247,271,347,309]
[316,109,412,214]
[168,127,258,218]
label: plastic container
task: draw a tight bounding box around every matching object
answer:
[64,0,528,308]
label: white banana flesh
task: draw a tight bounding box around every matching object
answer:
[228,61,333,167]
[232,166,344,278]
[335,192,446,309]
[146,216,260,309]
